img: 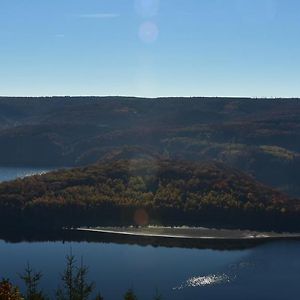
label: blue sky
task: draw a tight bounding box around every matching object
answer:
[0,0,300,97]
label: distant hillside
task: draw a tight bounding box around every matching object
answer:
[0,159,299,231]
[0,97,300,197]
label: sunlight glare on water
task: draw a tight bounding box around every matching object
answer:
[174,273,232,290]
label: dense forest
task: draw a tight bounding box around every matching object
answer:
[0,159,299,231]
[0,97,299,197]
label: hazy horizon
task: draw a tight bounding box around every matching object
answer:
[1,95,300,100]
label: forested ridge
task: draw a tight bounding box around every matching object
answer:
[0,159,299,231]
[0,97,299,197]
[1,97,300,231]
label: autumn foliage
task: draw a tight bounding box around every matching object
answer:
[0,159,298,230]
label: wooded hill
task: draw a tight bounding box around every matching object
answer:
[0,159,299,231]
[0,97,299,197]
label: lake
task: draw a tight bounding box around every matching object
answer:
[1,167,300,300]
[0,166,53,182]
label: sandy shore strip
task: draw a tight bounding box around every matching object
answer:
[76,226,300,240]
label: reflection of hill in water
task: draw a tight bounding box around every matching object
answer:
[0,229,272,250]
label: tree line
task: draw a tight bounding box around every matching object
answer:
[0,254,162,300]
[0,159,298,231]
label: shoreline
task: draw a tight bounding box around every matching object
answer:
[76,226,300,241]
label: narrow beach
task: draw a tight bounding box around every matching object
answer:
[76,226,300,241]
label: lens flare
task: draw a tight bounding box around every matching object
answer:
[134,209,149,226]
[139,21,159,44]
[135,0,160,18]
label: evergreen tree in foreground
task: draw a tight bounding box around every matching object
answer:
[2,255,165,300]
[56,254,94,300]
[19,263,46,300]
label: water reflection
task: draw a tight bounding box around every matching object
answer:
[0,232,300,300]
[0,229,269,251]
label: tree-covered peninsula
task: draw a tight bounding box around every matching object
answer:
[0,159,298,231]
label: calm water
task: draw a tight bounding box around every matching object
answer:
[1,167,300,300]
[0,166,52,182]
[1,240,300,300]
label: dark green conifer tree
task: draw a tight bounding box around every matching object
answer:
[123,289,137,300]
[19,263,46,300]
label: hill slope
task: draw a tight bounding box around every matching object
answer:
[0,159,298,231]
[0,97,299,197]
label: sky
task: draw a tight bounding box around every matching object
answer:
[0,0,300,98]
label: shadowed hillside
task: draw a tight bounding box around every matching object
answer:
[0,97,300,197]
